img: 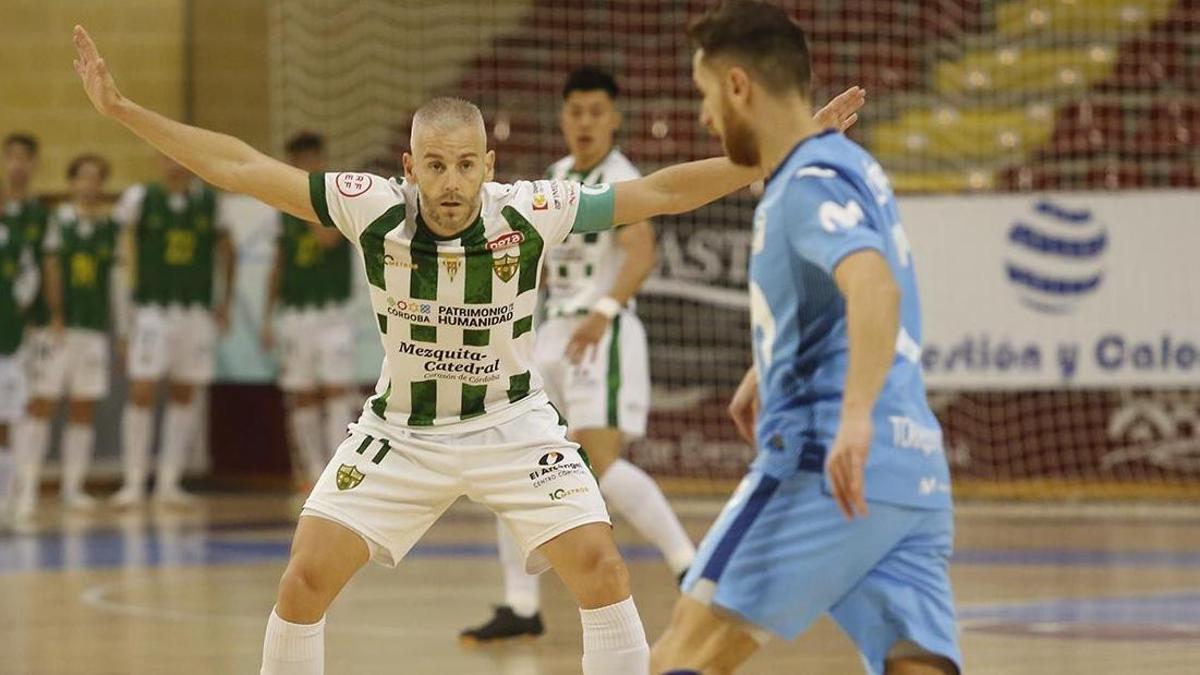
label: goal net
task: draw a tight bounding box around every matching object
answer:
[268,0,1200,500]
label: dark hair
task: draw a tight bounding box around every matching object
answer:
[689,1,812,97]
[67,154,111,181]
[3,132,39,156]
[284,131,325,156]
[562,66,619,100]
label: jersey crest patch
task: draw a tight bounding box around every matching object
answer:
[532,193,549,211]
[487,232,525,252]
[493,253,519,282]
[336,464,365,491]
[336,173,373,198]
[442,254,461,281]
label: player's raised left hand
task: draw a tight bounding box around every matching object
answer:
[565,311,610,364]
[827,413,872,519]
[814,86,866,133]
[72,26,125,117]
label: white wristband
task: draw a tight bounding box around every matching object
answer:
[592,296,622,319]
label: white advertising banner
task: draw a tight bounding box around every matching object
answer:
[903,191,1200,389]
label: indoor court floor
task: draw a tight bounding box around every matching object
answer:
[2,494,1199,674]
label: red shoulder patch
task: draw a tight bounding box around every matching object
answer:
[336,173,373,198]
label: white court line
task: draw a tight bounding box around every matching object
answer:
[79,578,485,638]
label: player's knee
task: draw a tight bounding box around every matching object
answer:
[581,548,630,602]
[68,400,95,424]
[27,398,55,418]
[167,384,194,405]
[885,654,959,675]
[129,382,156,407]
[276,562,333,619]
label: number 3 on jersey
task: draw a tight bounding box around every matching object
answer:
[749,281,776,371]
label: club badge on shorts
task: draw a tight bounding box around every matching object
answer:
[336,464,365,491]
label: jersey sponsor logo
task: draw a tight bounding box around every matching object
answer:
[528,452,588,488]
[493,253,519,282]
[397,341,502,383]
[487,232,525,252]
[532,193,549,211]
[888,416,944,456]
[918,476,951,496]
[549,486,589,501]
[335,173,373,198]
[383,253,418,269]
[439,303,514,328]
[441,254,461,281]
[818,199,865,233]
[385,296,435,323]
[548,182,565,209]
[335,464,365,490]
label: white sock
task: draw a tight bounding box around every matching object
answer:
[496,517,540,617]
[14,417,50,504]
[122,405,153,491]
[0,446,14,506]
[61,424,95,498]
[156,402,197,493]
[599,459,696,574]
[289,406,326,482]
[322,395,352,459]
[580,596,650,675]
[261,607,324,675]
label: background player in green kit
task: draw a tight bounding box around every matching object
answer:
[461,66,697,644]
[261,132,357,486]
[109,154,236,507]
[0,190,41,524]
[12,155,121,520]
[72,25,862,673]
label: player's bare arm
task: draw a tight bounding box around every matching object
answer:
[611,86,865,225]
[728,366,759,446]
[827,249,901,519]
[72,26,316,224]
[564,220,656,364]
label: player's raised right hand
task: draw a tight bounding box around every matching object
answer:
[72,26,125,118]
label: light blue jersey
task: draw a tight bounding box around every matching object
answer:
[683,131,960,673]
[749,130,951,510]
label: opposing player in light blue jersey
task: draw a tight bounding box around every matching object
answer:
[653,3,960,675]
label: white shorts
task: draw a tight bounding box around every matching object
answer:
[535,311,650,438]
[302,399,610,573]
[128,305,216,385]
[276,306,354,392]
[27,328,110,400]
[0,354,26,423]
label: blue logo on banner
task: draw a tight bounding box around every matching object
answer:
[1005,200,1107,314]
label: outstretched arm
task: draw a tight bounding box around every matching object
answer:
[608,86,866,226]
[72,26,316,223]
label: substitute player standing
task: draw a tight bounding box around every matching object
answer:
[109,154,236,507]
[72,24,861,674]
[652,4,959,675]
[461,66,697,644]
[261,132,356,486]
[0,191,40,522]
[13,154,121,517]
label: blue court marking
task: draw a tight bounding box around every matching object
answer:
[2,523,1200,574]
[959,591,1200,641]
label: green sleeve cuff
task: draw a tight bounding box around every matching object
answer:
[309,172,335,228]
[570,184,616,234]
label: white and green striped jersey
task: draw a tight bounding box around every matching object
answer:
[543,149,641,318]
[310,172,616,433]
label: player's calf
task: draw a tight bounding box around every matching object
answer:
[651,595,761,675]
